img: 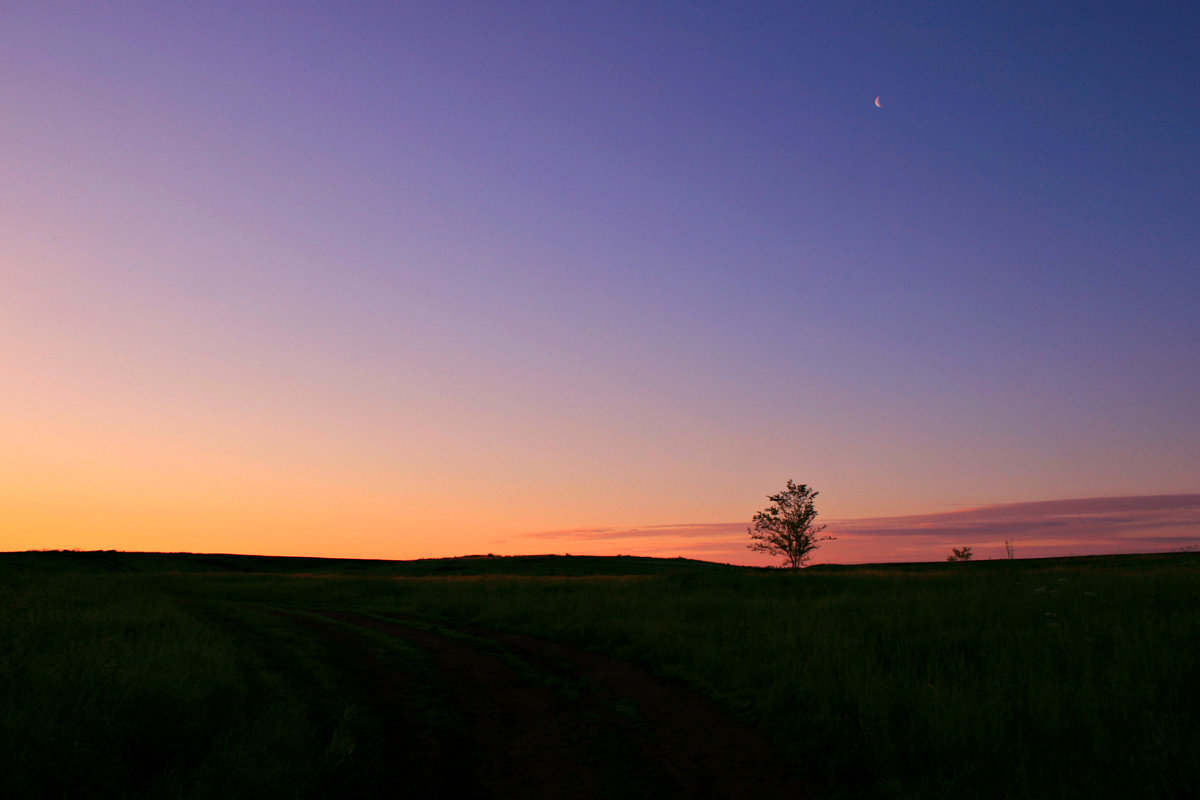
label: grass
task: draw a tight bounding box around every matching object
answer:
[2,550,1197,798]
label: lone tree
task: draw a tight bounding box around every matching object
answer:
[947,546,973,562]
[747,480,833,569]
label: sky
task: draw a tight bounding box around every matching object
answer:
[2,1,1198,565]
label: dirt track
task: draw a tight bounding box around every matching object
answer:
[288,610,807,799]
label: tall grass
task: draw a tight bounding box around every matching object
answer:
[4,552,1197,798]
[2,572,249,796]
[156,559,1199,798]
[0,571,388,798]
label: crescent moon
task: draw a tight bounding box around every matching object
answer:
[875,96,882,108]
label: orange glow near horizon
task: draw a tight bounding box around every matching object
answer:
[4,363,1198,564]
[3,4,1198,565]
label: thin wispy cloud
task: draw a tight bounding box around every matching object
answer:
[519,522,742,542]
[832,495,1200,539]
[512,495,1200,565]
[822,494,1200,563]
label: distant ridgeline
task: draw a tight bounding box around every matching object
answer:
[1,548,1193,578]
[0,550,752,577]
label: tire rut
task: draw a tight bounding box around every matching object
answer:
[317,611,605,799]
[268,608,479,799]
[317,611,808,800]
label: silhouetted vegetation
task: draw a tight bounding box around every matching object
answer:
[3,550,1198,798]
[946,546,974,561]
[747,480,834,568]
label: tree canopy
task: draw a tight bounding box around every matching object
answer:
[747,480,833,569]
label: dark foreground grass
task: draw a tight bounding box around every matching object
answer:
[2,550,1197,798]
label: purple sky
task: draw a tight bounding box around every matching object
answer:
[2,2,1197,562]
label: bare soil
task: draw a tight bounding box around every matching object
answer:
[303,610,809,799]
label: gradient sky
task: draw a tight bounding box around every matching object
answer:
[3,2,1198,564]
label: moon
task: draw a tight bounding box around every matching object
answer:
[875,96,882,108]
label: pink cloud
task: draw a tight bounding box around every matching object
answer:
[509,494,1200,565]
[519,522,744,541]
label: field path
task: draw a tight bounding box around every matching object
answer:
[311,610,807,799]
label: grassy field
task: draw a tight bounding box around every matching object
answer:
[2,550,1197,798]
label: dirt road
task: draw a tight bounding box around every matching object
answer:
[280,609,807,799]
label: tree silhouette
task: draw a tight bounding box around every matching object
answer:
[747,480,833,569]
[947,546,973,562]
